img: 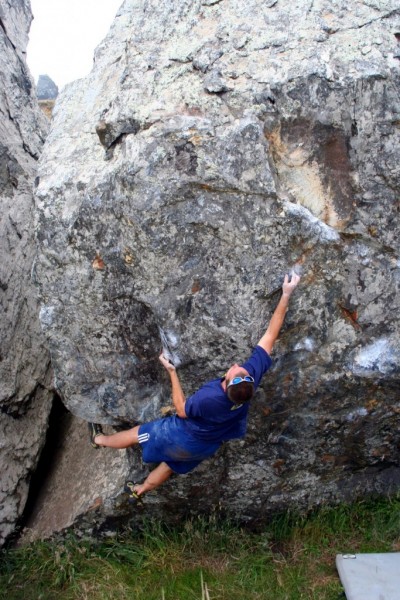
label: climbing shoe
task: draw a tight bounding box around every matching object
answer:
[124,480,144,506]
[88,422,103,448]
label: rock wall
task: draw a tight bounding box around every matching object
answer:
[0,0,53,545]
[33,0,400,534]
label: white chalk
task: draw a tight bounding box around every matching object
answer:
[159,326,181,367]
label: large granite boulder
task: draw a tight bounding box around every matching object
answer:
[0,0,53,545]
[33,0,400,534]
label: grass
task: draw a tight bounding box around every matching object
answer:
[1,495,399,600]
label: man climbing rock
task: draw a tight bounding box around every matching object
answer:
[88,272,300,503]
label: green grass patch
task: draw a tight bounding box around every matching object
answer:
[1,495,399,600]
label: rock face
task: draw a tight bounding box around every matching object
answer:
[34,0,400,533]
[0,0,53,545]
[21,412,130,544]
[36,74,58,100]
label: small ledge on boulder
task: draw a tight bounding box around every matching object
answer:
[203,70,232,93]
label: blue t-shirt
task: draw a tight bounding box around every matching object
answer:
[183,346,272,442]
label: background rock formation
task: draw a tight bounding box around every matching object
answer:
[36,74,58,100]
[36,74,58,119]
[0,0,53,545]
[33,0,400,536]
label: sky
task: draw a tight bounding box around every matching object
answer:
[28,0,123,89]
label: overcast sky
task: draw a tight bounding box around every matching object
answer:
[28,0,123,89]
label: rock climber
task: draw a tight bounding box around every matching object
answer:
[88,272,301,504]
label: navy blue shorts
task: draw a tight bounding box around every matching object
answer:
[138,416,221,474]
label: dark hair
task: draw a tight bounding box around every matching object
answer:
[227,381,254,405]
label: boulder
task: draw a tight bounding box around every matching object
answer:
[36,75,58,119]
[20,412,131,544]
[33,0,400,535]
[0,0,53,545]
[36,74,58,100]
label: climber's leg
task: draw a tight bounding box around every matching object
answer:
[94,425,140,449]
[132,462,174,496]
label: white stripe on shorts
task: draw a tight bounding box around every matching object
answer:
[138,433,150,444]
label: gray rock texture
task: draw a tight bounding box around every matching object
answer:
[21,413,130,544]
[34,0,400,534]
[36,74,58,100]
[0,0,53,545]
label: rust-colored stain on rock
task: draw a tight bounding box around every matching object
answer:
[267,119,355,228]
[92,254,105,270]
